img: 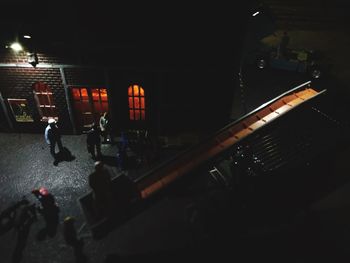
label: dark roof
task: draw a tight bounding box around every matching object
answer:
[0,1,258,68]
[262,0,350,30]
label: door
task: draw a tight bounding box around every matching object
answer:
[72,87,109,131]
[91,88,109,123]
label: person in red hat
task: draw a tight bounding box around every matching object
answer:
[32,187,60,238]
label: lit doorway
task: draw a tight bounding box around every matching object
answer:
[71,87,109,131]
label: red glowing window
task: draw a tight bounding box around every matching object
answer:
[32,82,58,122]
[128,84,145,121]
[71,87,108,129]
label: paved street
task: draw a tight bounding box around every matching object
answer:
[1,66,350,263]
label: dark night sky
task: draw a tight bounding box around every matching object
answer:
[0,1,256,68]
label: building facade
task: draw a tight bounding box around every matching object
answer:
[0,47,238,139]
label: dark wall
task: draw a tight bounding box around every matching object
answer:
[108,68,237,136]
[0,97,9,132]
[159,69,236,135]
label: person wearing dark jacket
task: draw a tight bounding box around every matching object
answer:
[86,123,102,160]
[89,161,114,216]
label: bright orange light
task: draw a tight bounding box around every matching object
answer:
[133,85,139,96]
[100,89,108,101]
[92,89,99,101]
[140,87,145,96]
[128,86,133,96]
[81,88,88,100]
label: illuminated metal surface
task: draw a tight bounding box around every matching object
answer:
[137,82,325,199]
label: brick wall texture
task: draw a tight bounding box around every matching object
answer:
[64,68,105,86]
[0,67,71,132]
[0,50,108,133]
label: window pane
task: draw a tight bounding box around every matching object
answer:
[134,97,139,108]
[100,89,108,102]
[33,82,57,121]
[129,110,134,120]
[72,88,81,100]
[81,88,88,101]
[92,89,99,101]
[128,97,134,108]
[133,85,139,96]
[134,110,140,120]
[128,86,133,96]
[128,85,146,121]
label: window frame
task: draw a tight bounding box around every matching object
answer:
[32,82,58,122]
[128,84,146,121]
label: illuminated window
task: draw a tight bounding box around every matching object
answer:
[72,87,94,128]
[32,82,58,122]
[91,88,109,121]
[128,84,145,121]
[71,87,109,129]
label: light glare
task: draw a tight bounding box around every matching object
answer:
[10,42,23,52]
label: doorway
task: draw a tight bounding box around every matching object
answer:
[71,87,109,131]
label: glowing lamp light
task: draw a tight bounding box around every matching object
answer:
[23,35,32,39]
[10,42,23,52]
[252,11,260,17]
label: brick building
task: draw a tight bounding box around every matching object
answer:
[0,1,261,138]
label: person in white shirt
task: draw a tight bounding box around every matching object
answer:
[45,118,63,165]
[99,112,113,143]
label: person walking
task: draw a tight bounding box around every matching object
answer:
[45,118,64,166]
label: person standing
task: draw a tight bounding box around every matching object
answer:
[45,118,63,166]
[99,112,113,144]
[86,123,102,160]
[88,161,114,217]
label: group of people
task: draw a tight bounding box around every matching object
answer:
[42,112,159,221]
[85,111,113,160]
[44,112,113,165]
[44,112,117,218]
